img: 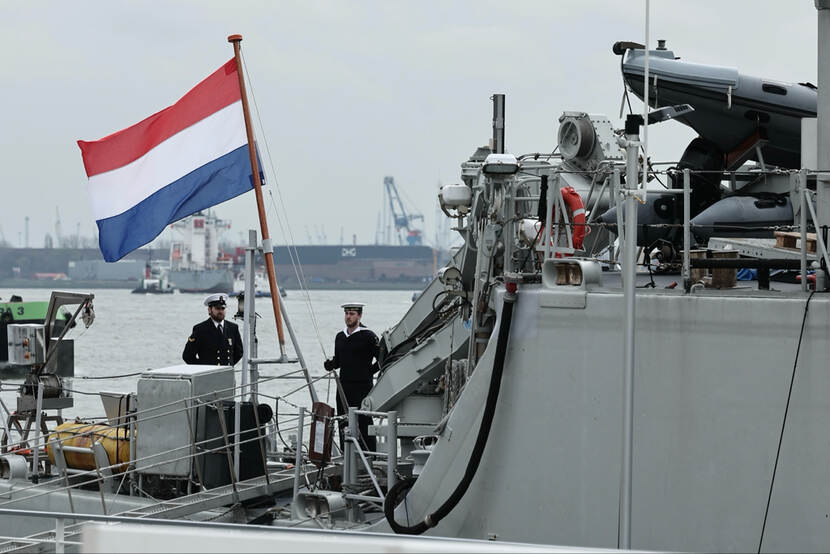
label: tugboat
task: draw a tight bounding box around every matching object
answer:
[231,271,286,297]
[131,259,175,294]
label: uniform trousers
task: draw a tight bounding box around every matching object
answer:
[335,380,376,453]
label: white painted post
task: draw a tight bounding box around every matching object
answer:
[291,407,305,520]
[32,382,44,481]
[386,411,397,491]
[683,169,691,291]
[55,517,65,554]
[800,171,808,292]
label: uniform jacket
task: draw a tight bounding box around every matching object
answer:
[182,318,243,366]
[331,325,379,383]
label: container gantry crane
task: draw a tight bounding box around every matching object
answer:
[382,176,424,246]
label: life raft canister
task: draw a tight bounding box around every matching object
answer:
[552,186,588,253]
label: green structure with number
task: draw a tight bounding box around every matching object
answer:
[0,300,50,324]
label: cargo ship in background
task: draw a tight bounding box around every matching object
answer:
[0,212,234,294]
[167,212,235,293]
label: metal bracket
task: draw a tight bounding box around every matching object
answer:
[92,441,114,493]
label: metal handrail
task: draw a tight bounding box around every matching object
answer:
[0,369,332,454]
[290,406,399,522]
[0,367,339,509]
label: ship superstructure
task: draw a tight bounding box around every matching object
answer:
[168,212,234,293]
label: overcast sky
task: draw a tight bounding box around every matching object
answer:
[0,1,819,250]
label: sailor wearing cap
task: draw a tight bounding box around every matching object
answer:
[324,302,380,452]
[182,293,244,366]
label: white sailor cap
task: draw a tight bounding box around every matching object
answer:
[204,293,229,307]
[341,302,365,313]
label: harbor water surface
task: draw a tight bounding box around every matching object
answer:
[0,288,417,421]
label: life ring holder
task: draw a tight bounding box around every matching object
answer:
[550,185,589,257]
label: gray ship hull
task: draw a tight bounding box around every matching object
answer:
[168,269,234,293]
[372,282,830,552]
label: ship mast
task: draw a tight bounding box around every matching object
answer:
[227,34,288,358]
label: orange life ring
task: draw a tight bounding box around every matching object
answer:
[551,186,588,252]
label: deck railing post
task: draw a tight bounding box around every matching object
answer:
[129,413,136,496]
[213,402,240,503]
[241,230,257,403]
[54,517,64,554]
[683,169,691,291]
[184,400,206,491]
[50,440,75,513]
[613,169,623,265]
[347,408,359,486]
[544,174,554,260]
[32,382,44,482]
[386,411,397,491]
[346,407,360,522]
[800,170,809,292]
[804,189,830,283]
[291,407,305,520]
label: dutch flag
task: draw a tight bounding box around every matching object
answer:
[77,58,256,262]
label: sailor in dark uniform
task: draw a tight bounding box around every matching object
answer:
[182,293,243,366]
[324,302,380,452]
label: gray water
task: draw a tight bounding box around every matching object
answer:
[0,287,417,422]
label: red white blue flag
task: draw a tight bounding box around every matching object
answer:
[77,59,255,262]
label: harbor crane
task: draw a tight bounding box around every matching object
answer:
[381,176,424,246]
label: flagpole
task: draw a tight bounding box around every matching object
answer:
[228,34,287,358]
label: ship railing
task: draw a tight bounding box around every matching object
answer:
[1,371,301,459]
[0,369,345,518]
[0,365,339,459]
[49,438,114,513]
[516,165,830,291]
[0,506,542,554]
[0,408,304,518]
[0,508,159,553]
[0,409,323,551]
[0,507,322,553]
[670,167,830,292]
[344,408,398,503]
[0,432,305,551]
[291,406,398,523]
[796,171,830,289]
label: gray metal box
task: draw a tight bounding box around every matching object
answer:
[7,324,46,365]
[136,365,234,477]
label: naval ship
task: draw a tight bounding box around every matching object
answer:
[3,10,830,552]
